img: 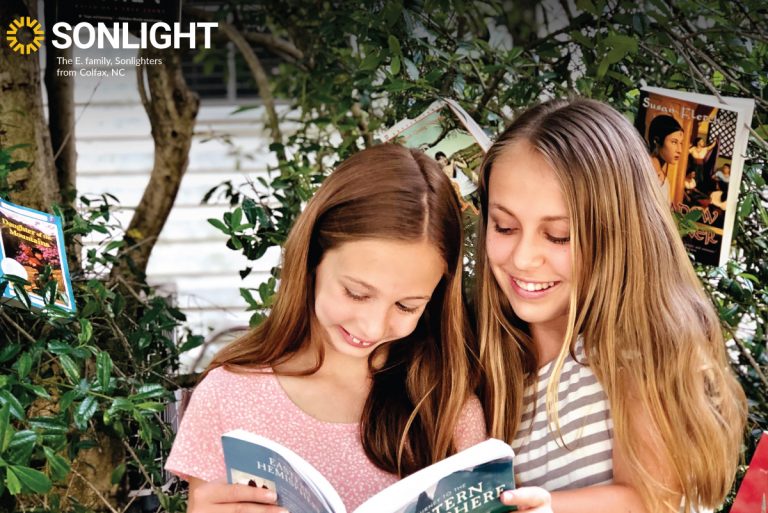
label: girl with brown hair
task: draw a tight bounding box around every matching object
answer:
[476,99,746,512]
[166,144,486,512]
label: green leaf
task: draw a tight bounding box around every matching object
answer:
[9,465,52,494]
[111,463,126,485]
[8,430,36,464]
[58,354,80,383]
[16,353,32,380]
[135,401,165,412]
[21,384,51,400]
[207,218,228,232]
[359,50,381,71]
[6,467,21,495]
[390,55,401,76]
[107,397,134,416]
[0,402,10,452]
[131,384,167,402]
[80,300,100,317]
[78,318,93,344]
[388,35,401,56]
[74,396,98,431]
[43,447,70,482]
[47,340,72,356]
[0,391,24,421]
[0,344,21,363]
[96,352,113,391]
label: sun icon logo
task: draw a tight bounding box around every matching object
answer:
[6,17,44,55]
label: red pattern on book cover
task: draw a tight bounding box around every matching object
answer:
[731,432,768,513]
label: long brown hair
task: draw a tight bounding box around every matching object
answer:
[208,144,475,476]
[476,98,746,511]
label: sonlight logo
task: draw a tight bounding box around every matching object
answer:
[6,17,44,54]
[50,22,218,50]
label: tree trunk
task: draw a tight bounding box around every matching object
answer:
[0,0,59,210]
[44,0,80,270]
[44,0,77,206]
[110,47,199,283]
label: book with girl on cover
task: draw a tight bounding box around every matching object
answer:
[222,432,516,513]
[634,86,755,266]
[0,197,76,313]
[377,98,491,215]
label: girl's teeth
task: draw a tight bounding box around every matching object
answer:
[515,279,555,292]
[350,334,372,346]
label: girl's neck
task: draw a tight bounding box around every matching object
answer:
[530,319,568,368]
[276,341,377,384]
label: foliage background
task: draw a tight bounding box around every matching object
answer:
[0,1,766,512]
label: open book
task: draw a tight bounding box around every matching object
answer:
[222,431,516,513]
[0,198,75,313]
[634,87,755,266]
[377,98,491,214]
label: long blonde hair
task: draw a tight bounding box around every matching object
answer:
[207,144,475,476]
[476,98,746,511]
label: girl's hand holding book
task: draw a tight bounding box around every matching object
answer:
[188,477,288,513]
[500,486,553,512]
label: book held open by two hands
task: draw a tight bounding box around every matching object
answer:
[222,431,516,513]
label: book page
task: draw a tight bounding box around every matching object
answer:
[354,439,515,513]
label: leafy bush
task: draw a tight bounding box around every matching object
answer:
[0,146,199,513]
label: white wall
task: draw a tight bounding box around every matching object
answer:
[49,42,281,371]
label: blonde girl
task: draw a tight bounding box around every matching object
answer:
[476,98,746,512]
[167,144,486,512]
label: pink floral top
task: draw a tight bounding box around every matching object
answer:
[165,367,487,511]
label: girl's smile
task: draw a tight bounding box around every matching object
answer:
[338,326,376,348]
[509,276,561,298]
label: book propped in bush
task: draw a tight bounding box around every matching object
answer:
[634,87,755,266]
[377,98,491,214]
[222,431,516,513]
[0,198,75,313]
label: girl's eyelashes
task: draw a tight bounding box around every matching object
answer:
[493,222,569,245]
[396,303,419,314]
[344,288,367,301]
[345,287,421,314]
[546,234,570,245]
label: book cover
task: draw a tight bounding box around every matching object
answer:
[377,99,491,214]
[634,87,755,266]
[0,198,76,313]
[222,431,515,513]
[731,432,768,513]
[222,430,341,513]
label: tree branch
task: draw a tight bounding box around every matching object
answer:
[70,468,120,513]
[216,20,283,146]
[110,47,199,282]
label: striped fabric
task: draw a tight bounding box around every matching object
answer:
[511,340,614,490]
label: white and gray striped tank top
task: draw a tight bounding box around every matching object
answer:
[511,340,613,490]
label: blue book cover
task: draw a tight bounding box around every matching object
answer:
[223,431,515,513]
[0,198,76,313]
[222,430,343,513]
